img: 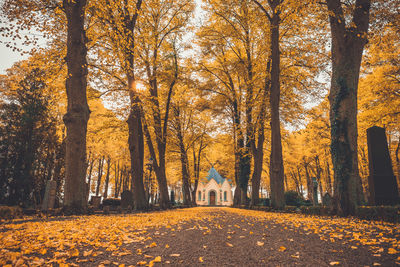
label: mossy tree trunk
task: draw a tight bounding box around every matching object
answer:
[326,0,371,216]
[62,0,90,211]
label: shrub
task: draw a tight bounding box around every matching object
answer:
[355,206,400,223]
[0,206,23,220]
[284,191,304,207]
[284,206,298,213]
[102,198,121,207]
[300,206,331,216]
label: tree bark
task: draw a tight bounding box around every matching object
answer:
[62,0,90,211]
[395,136,400,191]
[326,0,371,215]
[269,0,285,209]
[315,155,324,202]
[95,156,104,196]
[304,159,312,201]
[174,107,192,206]
[103,157,111,199]
[127,77,148,210]
[86,158,94,202]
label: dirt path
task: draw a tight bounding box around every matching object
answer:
[91,207,398,266]
[1,207,399,266]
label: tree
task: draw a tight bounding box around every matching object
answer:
[137,0,194,209]
[61,0,91,211]
[325,0,371,215]
[252,0,285,208]
[0,67,63,207]
[93,0,147,209]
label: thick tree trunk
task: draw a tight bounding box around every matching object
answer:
[269,3,285,209]
[62,0,90,211]
[127,76,148,210]
[326,0,370,216]
[103,157,111,199]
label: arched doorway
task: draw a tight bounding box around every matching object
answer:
[209,190,216,205]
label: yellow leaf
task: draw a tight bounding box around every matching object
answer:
[149,242,157,248]
[69,248,79,257]
[144,254,153,258]
[83,249,93,257]
[170,254,180,257]
[279,246,286,252]
[329,262,340,266]
[118,264,125,267]
[199,257,204,263]
[388,248,398,254]
[154,256,161,262]
[136,261,147,265]
[249,231,253,235]
[226,242,233,247]
[257,241,264,246]
[351,246,357,249]
[40,248,47,255]
[165,244,170,248]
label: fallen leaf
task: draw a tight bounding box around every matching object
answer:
[388,248,398,254]
[199,257,204,263]
[257,241,264,246]
[165,244,170,248]
[148,242,157,248]
[137,261,147,265]
[278,246,286,252]
[170,254,180,257]
[83,249,93,257]
[226,242,233,247]
[154,256,161,262]
[329,262,340,266]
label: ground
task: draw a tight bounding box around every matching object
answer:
[1,207,399,266]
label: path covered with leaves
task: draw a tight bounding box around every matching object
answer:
[1,207,399,266]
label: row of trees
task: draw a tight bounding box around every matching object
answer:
[1,0,398,215]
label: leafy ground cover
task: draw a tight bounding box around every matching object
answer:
[1,207,399,266]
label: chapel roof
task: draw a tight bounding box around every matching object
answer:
[206,167,226,184]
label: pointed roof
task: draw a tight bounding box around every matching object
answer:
[206,167,226,184]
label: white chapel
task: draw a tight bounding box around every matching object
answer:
[196,167,233,206]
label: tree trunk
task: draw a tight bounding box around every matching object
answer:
[103,157,111,199]
[62,0,90,211]
[127,77,148,210]
[304,160,312,201]
[269,1,285,209]
[315,155,324,202]
[86,158,94,202]
[95,156,104,196]
[395,137,400,191]
[326,0,371,215]
[174,106,191,205]
[113,161,120,198]
[297,166,303,196]
[250,60,269,207]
